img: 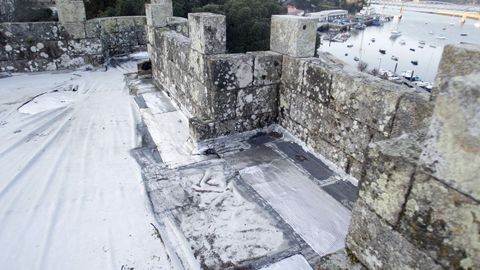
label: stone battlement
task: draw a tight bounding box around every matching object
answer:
[146,2,479,269]
[0,0,147,72]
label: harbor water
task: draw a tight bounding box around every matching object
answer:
[318,5,480,82]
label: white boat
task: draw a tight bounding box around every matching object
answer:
[429,31,434,35]
[399,40,406,45]
[419,40,426,45]
[437,35,446,40]
[390,30,402,37]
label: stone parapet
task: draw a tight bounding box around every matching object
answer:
[346,44,480,270]
[0,15,147,72]
[150,19,279,141]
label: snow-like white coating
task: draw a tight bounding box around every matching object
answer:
[18,91,77,114]
[240,163,351,257]
[0,62,171,269]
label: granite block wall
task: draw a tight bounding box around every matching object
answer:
[0,0,146,72]
[148,13,280,141]
[346,44,480,270]
[278,54,433,179]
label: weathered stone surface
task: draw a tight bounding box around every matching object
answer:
[188,13,226,55]
[62,22,86,39]
[207,53,254,91]
[391,91,434,138]
[210,88,237,120]
[236,85,278,118]
[346,199,443,270]
[247,51,283,86]
[57,0,86,23]
[167,16,189,36]
[302,59,332,104]
[0,18,146,72]
[330,70,405,134]
[270,15,317,58]
[307,135,350,172]
[281,55,307,91]
[189,112,277,141]
[360,134,423,225]
[419,72,480,200]
[317,249,366,270]
[305,101,372,162]
[187,48,207,83]
[432,44,480,100]
[164,31,190,70]
[146,3,173,27]
[399,172,480,269]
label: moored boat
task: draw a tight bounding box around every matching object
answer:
[390,30,402,37]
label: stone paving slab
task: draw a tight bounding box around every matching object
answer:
[127,73,358,269]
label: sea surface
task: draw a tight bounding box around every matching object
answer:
[318,5,480,82]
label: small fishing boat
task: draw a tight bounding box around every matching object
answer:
[390,30,402,37]
[371,38,376,42]
[419,40,426,45]
[418,45,424,49]
[399,40,406,45]
[391,56,398,61]
[347,44,354,48]
[410,48,416,52]
[345,53,348,56]
[437,35,446,40]
[354,57,360,61]
[411,60,418,66]
[460,33,468,36]
[442,27,447,30]
[429,44,437,48]
[379,49,386,54]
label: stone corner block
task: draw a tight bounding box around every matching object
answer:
[146,3,173,28]
[419,72,480,201]
[360,134,423,225]
[390,91,434,138]
[57,0,86,24]
[188,13,226,55]
[399,172,480,269]
[346,199,443,270]
[432,43,480,100]
[270,15,317,58]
